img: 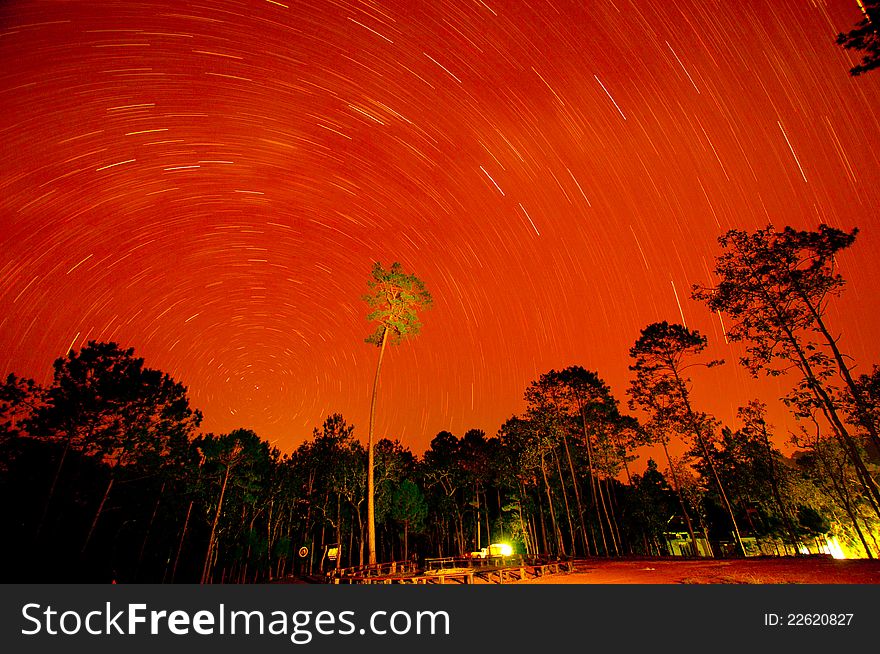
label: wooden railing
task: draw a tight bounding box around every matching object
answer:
[326,560,418,580]
[323,555,574,585]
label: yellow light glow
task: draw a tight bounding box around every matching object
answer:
[488,543,513,557]
[825,536,846,560]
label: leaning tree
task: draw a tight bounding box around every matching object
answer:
[628,322,745,555]
[692,224,880,516]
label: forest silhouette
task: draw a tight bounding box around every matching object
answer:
[1,224,878,583]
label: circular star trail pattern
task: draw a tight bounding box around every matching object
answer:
[1,0,879,453]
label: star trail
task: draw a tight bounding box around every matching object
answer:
[1,0,879,454]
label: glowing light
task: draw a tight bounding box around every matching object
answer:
[488,543,513,557]
[825,536,847,560]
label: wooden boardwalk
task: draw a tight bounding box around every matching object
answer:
[325,559,575,585]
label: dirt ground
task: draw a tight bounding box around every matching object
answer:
[515,557,880,584]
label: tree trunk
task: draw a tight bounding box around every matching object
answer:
[367,328,389,566]
[662,442,701,557]
[485,489,492,547]
[355,503,365,567]
[318,517,326,573]
[462,514,467,555]
[578,405,609,555]
[671,367,745,555]
[797,287,880,454]
[497,488,504,543]
[759,424,801,553]
[516,482,530,556]
[266,499,275,578]
[336,494,342,571]
[537,502,549,556]
[403,519,409,561]
[551,446,577,555]
[596,474,619,556]
[135,480,166,580]
[300,470,315,576]
[171,499,193,582]
[697,514,714,558]
[539,448,565,556]
[202,461,232,584]
[614,431,642,554]
[562,430,591,556]
[474,482,481,550]
[603,478,624,555]
[348,513,355,568]
[35,430,76,540]
[696,428,744,554]
[82,475,115,556]
[546,385,591,556]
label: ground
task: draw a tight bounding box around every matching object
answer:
[515,557,880,584]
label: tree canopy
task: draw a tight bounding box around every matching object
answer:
[837,1,880,76]
[363,261,433,346]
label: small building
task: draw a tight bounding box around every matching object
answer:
[663,531,713,557]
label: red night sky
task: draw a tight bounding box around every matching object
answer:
[1,0,879,457]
